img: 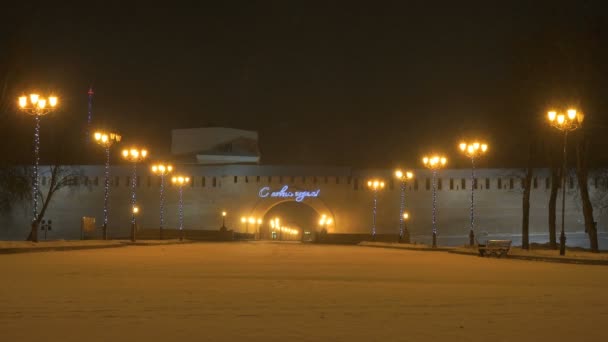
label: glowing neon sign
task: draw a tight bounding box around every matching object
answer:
[258,185,321,202]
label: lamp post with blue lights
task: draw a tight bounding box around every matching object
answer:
[547,108,584,256]
[18,93,59,242]
[151,163,173,240]
[122,147,148,242]
[172,175,190,241]
[422,155,447,248]
[458,141,488,246]
[394,170,414,243]
[367,179,385,240]
[93,130,122,240]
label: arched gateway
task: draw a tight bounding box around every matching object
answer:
[247,184,337,240]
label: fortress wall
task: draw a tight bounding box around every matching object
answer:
[1,165,606,242]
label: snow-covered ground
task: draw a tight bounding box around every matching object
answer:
[0,242,607,342]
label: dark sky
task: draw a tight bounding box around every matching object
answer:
[1,1,607,168]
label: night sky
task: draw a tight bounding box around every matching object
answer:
[1,1,607,168]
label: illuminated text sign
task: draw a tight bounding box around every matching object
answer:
[258,185,321,202]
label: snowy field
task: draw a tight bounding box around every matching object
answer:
[1,242,607,342]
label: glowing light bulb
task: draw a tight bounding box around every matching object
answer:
[459,142,466,151]
[567,109,577,120]
[548,111,557,121]
[49,96,58,107]
[18,96,27,108]
[37,99,46,109]
[30,94,39,105]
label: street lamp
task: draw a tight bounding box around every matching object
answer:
[171,175,190,241]
[93,130,122,240]
[271,217,281,240]
[18,92,59,242]
[151,163,173,240]
[403,211,410,240]
[248,216,256,236]
[241,216,247,233]
[458,141,488,246]
[395,170,414,243]
[547,108,584,256]
[319,214,333,234]
[366,179,385,240]
[221,211,227,229]
[422,155,447,248]
[256,218,262,239]
[122,147,148,241]
[131,205,139,242]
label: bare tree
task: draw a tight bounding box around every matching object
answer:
[26,165,81,242]
[0,165,31,213]
[547,150,561,249]
[521,140,536,250]
[575,133,599,252]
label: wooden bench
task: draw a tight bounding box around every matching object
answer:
[478,240,512,258]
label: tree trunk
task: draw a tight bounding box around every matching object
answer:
[548,165,560,249]
[522,142,535,250]
[576,135,599,252]
[26,166,59,241]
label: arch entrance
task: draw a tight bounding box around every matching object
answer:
[248,197,336,241]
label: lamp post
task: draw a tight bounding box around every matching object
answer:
[547,108,584,256]
[458,141,488,246]
[18,93,59,242]
[241,217,247,233]
[422,155,447,248]
[248,217,255,235]
[395,170,414,243]
[256,218,262,239]
[403,212,410,240]
[93,130,122,240]
[319,214,333,237]
[122,147,148,242]
[366,179,385,240]
[221,211,227,229]
[151,163,173,240]
[171,175,190,241]
[131,206,139,241]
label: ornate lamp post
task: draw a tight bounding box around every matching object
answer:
[395,170,414,243]
[458,141,488,246]
[422,155,447,248]
[547,108,584,256]
[151,163,173,240]
[366,179,385,240]
[93,130,122,240]
[171,175,190,241]
[122,147,148,242]
[18,93,59,242]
